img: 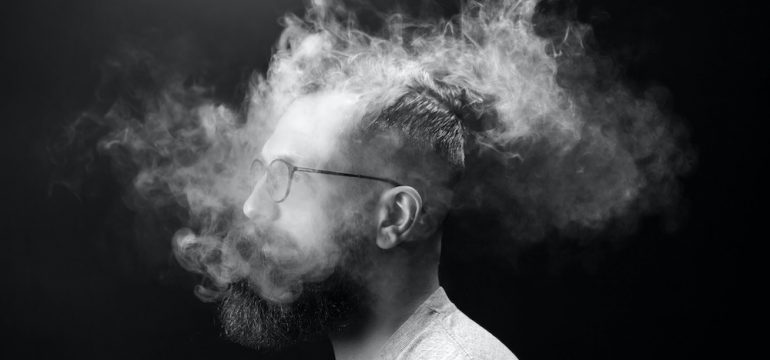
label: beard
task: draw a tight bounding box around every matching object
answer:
[220,270,368,349]
[218,223,372,349]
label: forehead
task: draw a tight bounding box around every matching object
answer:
[262,92,362,166]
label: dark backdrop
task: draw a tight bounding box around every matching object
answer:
[1,0,763,359]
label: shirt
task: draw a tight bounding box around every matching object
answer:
[377,287,518,360]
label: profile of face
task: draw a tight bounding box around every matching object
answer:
[220,92,381,349]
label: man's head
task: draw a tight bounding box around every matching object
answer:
[222,78,491,348]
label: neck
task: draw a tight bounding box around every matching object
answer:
[330,243,440,360]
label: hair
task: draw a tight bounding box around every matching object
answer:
[364,77,498,178]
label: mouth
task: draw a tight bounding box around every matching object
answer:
[248,265,305,303]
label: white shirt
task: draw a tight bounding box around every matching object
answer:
[377,287,518,360]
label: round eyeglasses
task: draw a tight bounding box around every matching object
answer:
[250,159,402,203]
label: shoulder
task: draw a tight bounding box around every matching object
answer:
[388,306,518,360]
[434,306,518,360]
[379,288,518,360]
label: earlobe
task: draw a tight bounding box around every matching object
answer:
[376,225,399,249]
[375,186,423,250]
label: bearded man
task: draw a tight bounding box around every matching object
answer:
[166,0,637,358]
[225,72,517,359]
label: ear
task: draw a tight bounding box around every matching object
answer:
[376,186,423,250]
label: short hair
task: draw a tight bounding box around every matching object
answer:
[360,77,498,185]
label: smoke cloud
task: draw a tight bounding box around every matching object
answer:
[56,0,692,302]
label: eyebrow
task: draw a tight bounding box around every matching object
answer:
[259,141,323,168]
[262,152,314,168]
[259,148,297,165]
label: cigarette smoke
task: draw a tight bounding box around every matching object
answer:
[55,0,692,302]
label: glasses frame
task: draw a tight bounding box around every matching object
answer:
[252,158,403,203]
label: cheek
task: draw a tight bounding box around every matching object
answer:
[276,202,330,247]
[273,179,337,251]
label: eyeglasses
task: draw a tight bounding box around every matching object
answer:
[250,158,402,203]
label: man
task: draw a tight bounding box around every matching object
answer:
[92,0,684,356]
[227,77,517,359]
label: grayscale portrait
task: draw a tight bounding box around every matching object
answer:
[6,0,756,359]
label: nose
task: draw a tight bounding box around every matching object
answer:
[242,181,279,221]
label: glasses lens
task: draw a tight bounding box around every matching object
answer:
[266,160,291,202]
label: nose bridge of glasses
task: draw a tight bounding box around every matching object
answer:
[243,161,280,220]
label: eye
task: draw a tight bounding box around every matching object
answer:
[292,171,307,183]
[292,172,320,195]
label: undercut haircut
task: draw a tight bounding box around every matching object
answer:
[362,77,498,185]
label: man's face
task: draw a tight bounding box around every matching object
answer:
[221,92,374,349]
[243,92,362,279]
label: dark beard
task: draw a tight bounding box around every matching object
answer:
[219,198,375,350]
[219,267,368,349]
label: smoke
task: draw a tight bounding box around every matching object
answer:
[56,0,692,302]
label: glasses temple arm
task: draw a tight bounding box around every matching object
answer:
[294,167,402,187]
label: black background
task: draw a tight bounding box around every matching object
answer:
[1,0,764,359]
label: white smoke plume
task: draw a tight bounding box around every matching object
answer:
[56,0,692,302]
